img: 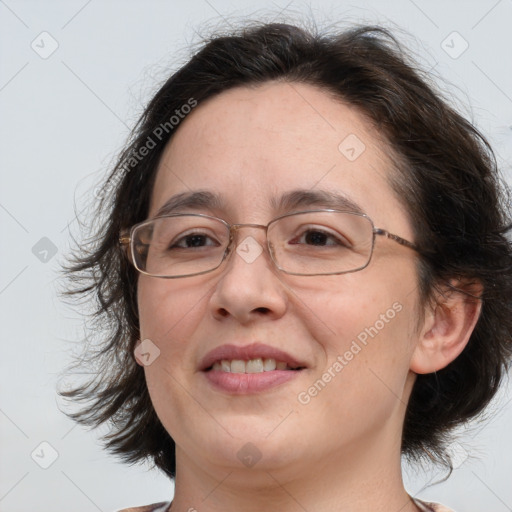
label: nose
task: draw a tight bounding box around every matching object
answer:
[209,228,288,324]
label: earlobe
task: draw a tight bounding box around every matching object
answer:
[410,281,483,375]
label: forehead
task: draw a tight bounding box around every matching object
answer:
[150,81,407,229]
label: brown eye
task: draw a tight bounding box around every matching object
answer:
[170,233,218,249]
[289,228,350,248]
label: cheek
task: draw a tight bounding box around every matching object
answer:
[293,285,415,441]
[137,277,212,436]
[137,276,213,378]
[138,276,205,338]
[296,269,414,341]
[297,270,417,389]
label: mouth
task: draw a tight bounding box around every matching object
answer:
[207,358,305,373]
[199,342,308,373]
[199,342,307,394]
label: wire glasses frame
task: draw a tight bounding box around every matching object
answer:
[119,209,419,278]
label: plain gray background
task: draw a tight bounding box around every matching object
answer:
[1,1,511,511]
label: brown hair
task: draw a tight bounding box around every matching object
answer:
[59,21,512,478]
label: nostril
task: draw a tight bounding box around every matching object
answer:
[254,307,271,314]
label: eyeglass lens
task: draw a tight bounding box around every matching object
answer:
[131,212,374,277]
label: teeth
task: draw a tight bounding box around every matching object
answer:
[246,358,263,373]
[263,358,277,371]
[231,360,245,374]
[211,358,293,373]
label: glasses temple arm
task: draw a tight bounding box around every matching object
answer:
[374,228,419,252]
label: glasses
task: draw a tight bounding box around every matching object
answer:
[119,209,418,278]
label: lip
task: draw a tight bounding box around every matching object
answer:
[203,370,301,394]
[198,342,307,372]
[199,342,308,394]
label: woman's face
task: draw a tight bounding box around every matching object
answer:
[137,82,421,477]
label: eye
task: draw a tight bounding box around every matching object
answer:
[289,227,350,247]
[169,231,221,249]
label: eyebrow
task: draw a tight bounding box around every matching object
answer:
[155,191,226,217]
[270,189,365,215]
[154,189,365,218]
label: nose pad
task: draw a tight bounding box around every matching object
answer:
[267,239,276,258]
[224,231,238,258]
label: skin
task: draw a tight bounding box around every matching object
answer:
[135,82,481,512]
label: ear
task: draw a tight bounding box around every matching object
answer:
[410,279,483,374]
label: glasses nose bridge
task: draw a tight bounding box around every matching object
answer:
[226,222,274,263]
[228,222,269,241]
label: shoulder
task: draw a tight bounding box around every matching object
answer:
[413,497,456,512]
[116,501,172,512]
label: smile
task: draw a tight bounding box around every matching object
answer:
[200,342,307,393]
[209,358,301,373]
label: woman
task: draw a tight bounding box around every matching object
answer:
[60,21,512,512]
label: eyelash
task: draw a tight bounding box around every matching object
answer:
[168,227,349,249]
